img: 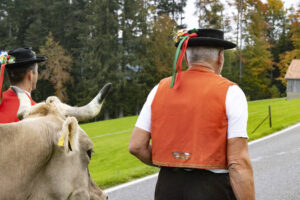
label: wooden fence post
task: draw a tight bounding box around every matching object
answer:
[269,105,272,128]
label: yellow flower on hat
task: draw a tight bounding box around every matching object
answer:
[173,29,188,43]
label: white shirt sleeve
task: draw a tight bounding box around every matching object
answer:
[226,85,249,139]
[135,85,159,132]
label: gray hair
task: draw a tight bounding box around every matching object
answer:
[186,46,223,66]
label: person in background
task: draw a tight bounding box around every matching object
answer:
[0,47,47,123]
[129,28,255,200]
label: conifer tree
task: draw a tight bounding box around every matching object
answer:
[78,0,121,119]
[156,0,187,26]
[118,0,150,116]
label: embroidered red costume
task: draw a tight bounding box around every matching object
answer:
[0,88,36,123]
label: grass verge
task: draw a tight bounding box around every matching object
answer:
[80,97,300,189]
[80,116,159,189]
[248,98,300,141]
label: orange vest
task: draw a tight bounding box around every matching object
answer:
[0,88,36,123]
[151,67,235,169]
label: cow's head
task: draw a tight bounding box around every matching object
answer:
[12,83,111,200]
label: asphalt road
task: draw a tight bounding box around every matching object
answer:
[250,124,300,200]
[105,123,300,200]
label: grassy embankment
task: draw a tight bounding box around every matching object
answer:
[81,97,300,189]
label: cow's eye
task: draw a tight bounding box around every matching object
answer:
[87,149,93,159]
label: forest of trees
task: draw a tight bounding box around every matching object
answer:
[0,0,299,120]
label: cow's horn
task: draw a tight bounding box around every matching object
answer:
[11,86,32,120]
[64,83,112,121]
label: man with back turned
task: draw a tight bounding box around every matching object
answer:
[0,47,47,123]
[129,28,255,200]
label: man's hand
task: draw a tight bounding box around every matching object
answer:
[227,138,255,200]
[129,127,154,166]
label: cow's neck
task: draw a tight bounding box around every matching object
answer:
[0,117,59,198]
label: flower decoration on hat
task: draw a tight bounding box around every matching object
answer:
[0,51,9,65]
[171,28,198,88]
[0,51,10,103]
[173,29,188,43]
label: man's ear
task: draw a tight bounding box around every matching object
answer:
[216,50,224,74]
[26,70,33,81]
[218,50,224,66]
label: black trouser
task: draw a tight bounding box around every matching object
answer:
[155,167,236,200]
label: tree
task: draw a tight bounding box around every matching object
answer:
[240,0,275,99]
[222,50,239,82]
[156,0,187,26]
[39,32,73,102]
[289,4,300,58]
[77,0,121,119]
[263,0,291,93]
[277,3,300,86]
[141,14,177,92]
[195,0,229,30]
[117,0,150,116]
[265,0,285,42]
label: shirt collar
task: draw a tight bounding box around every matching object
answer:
[10,86,31,97]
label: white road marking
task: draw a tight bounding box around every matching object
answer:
[91,129,132,139]
[104,173,158,194]
[276,152,287,156]
[104,122,300,193]
[251,157,263,162]
[248,123,300,146]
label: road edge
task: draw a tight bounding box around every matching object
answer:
[104,173,158,193]
[248,122,300,145]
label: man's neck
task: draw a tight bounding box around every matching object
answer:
[189,63,216,73]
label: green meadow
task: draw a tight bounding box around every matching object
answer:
[248,98,300,141]
[81,97,300,189]
[80,116,158,189]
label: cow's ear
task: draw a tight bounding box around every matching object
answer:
[58,117,79,152]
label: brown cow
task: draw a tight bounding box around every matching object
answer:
[0,83,111,200]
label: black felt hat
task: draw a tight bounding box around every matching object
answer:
[175,29,236,49]
[5,47,47,68]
